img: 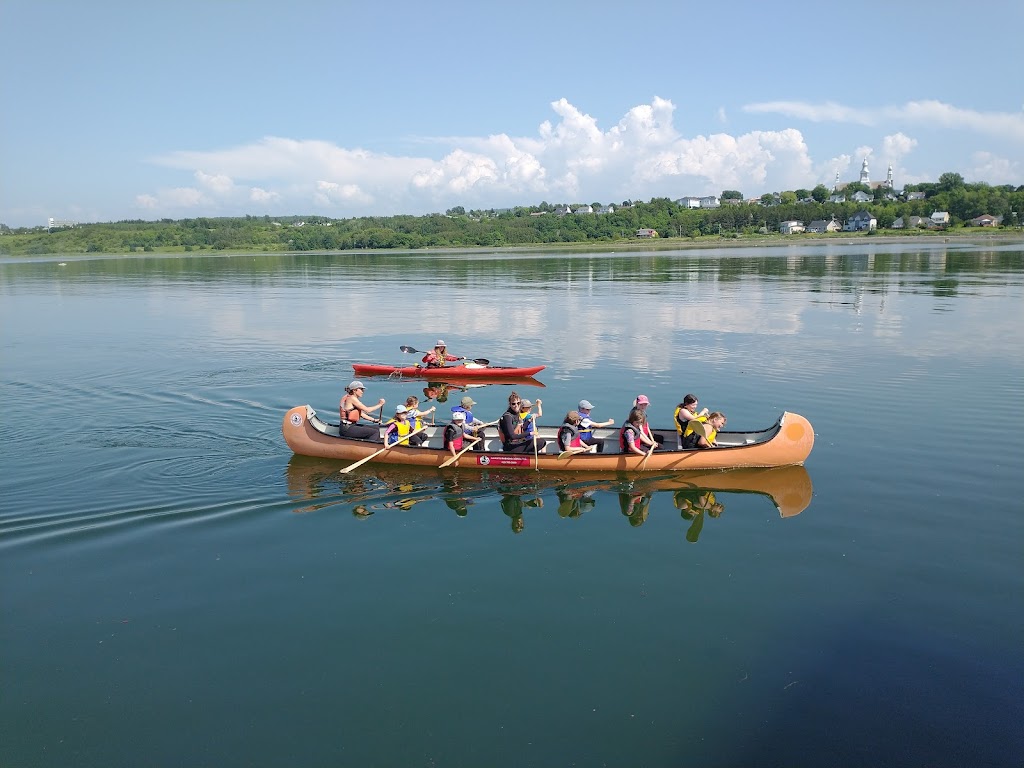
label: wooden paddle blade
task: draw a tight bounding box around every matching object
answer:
[339,447,387,474]
[687,419,709,439]
[439,437,479,468]
[439,450,472,469]
[338,426,427,473]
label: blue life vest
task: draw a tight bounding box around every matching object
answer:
[579,415,594,442]
[452,405,473,423]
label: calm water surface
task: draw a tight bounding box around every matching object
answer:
[2,243,1023,766]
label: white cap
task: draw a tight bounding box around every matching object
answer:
[435,339,447,347]
[348,380,365,391]
[578,400,594,410]
[452,411,466,421]
[395,405,408,413]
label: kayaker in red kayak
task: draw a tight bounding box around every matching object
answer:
[421,340,464,368]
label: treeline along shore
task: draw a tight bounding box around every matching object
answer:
[3,177,1022,257]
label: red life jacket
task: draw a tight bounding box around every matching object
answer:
[444,423,464,451]
[619,423,641,452]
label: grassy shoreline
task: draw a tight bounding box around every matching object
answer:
[2,228,1022,260]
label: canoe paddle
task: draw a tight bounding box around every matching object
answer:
[557,446,592,460]
[439,437,480,468]
[399,345,490,366]
[339,426,428,474]
[640,444,656,471]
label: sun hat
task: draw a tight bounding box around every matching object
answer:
[461,396,476,408]
[452,411,466,421]
[435,339,447,347]
[578,400,595,410]
[395,405,407,413]
[635,395,650,405]
[348,380,365,390]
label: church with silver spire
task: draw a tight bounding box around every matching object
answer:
[830,158,897,201]
[834,158,895,191]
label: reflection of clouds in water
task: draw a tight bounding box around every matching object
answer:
[873,310,904,340]
[167,277,808,372]
[665,302,802,335]
[158,252,1024,367]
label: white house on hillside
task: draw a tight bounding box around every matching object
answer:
[779,220,805,234]
[807,217,841,233]
[930,211,951,226]
[844,210,877,231]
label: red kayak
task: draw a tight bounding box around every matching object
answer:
[352,363,546,379]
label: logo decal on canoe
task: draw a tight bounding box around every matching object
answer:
[290,413,303,427]
[475,454,531,467]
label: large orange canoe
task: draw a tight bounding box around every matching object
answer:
[282,405,814,472]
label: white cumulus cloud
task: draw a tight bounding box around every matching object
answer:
[249,187,279,203]
[744,99,1024,142]
[313,180,373,206]
[195,170,233,194]
[967,151,1021,185]
[133,96,1021,220]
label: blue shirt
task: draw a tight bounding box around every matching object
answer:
[451,405,474,423]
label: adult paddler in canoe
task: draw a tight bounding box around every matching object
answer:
[282,404,815,473]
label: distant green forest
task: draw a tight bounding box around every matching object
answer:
[2,175,1021,256]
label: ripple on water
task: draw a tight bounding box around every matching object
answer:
[0,491,295,550]
[0,383,286,549]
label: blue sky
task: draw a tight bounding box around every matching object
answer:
[2,0,1022,228]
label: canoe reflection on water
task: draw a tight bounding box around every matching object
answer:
[284,457,813,538]
[417,377,545,405]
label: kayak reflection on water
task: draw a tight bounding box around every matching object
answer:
[421,381,465,404]
[285,457,813,539]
